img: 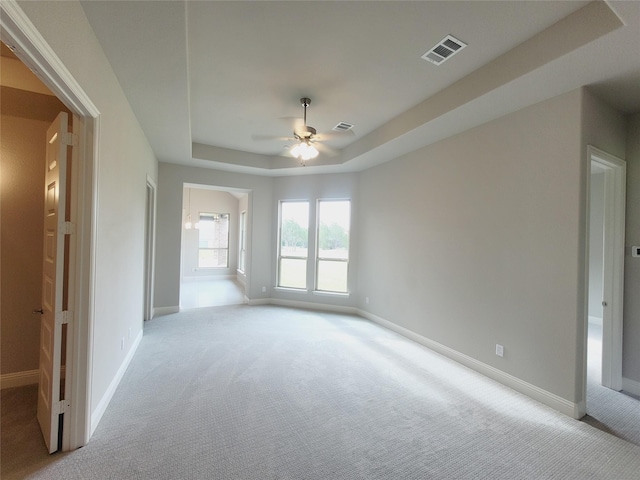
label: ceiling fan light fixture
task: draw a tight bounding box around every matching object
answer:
[291,140,318,162]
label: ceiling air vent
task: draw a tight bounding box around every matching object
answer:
[333,122,354,132]
[422,35,467,65]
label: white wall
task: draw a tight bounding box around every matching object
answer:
[181,188,239,278]
[588,172,604,321]
[155,163,272,309]
[18,0,158,418]
[358,89,585,404]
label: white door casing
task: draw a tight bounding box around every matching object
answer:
[588,145,626,392]
[38,111,70,453]
[1,0,100,449]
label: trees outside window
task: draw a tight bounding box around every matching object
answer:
[316,200,350,293]
[277,201,309,289]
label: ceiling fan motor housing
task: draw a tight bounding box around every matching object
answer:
[295,125,316,140]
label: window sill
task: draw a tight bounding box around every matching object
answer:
[274,286,309,294]
[313,290,350,298]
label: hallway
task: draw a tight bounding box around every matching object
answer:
[179,277,246,309]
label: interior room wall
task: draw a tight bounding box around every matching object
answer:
[357,89,586,406]
[623,113,640,387]
[0,50,71,382]
[18,1,159,419]
[1,114,50,377]
[155,162,272,310]
[271,173,359,308]
[588,172,605,322]
[181,187,239,278]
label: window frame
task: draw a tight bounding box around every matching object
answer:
[314,199,351,294]
[197,212,230,269]
[277,200,310,290]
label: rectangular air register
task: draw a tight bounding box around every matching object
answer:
[422,35,467,65]
[333,122,354,132]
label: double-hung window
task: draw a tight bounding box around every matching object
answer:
[198,213,229,268]
[316,200,350,293]
[277,201,309,289]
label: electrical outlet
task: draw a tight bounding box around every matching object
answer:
[632,246,640,258]
[128,327,132,339]
[496,344,504,357]
[121,338,125,350]
[365,296,370,305]
[262,286,267,293]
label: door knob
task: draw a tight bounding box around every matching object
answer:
[602,301,608,307]
[32,308,44,315]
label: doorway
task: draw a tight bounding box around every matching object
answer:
[144,176,157,321]
[179,184,249,309]
[586,146,625,393]
[1,4,99,451]
[583,146,639,444]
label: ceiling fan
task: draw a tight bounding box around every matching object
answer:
[291,97,320,165]
[254,97,352,166]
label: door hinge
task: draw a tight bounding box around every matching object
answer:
[54,399,71,415]
[62,132,78,147]
[61,222,75,235]
[55,310,73,327]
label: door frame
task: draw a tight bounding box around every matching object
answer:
[144,176,157,321]
[1,0,100,449]
[586,145,626,393]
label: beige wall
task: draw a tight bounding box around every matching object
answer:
[1,51,69,378]
[1,115,49,375]
[358,89,585,404]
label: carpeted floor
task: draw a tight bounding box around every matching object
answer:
[583,322,640,445]
[3,305,640,479]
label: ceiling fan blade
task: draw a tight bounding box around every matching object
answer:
[252,134,295,142]
[314,141,339,157]
[293,118,306,136]
[317,129,356,140]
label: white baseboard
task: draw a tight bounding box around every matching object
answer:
[247,298,270,306]
[358,309,582,419]
[270,298,357,315]
[90,330,143,436]
[622,377,640,397]
[1,369,39,389]
[153,306,179,317]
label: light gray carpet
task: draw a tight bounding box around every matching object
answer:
[584,322,640,445]
[4,305,640,479]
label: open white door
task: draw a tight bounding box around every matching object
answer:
[37,111,71,453]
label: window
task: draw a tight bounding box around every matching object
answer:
[238,210,247,272]
[198,213,229,268]
[316,200,350,293]
[278,201,309,289]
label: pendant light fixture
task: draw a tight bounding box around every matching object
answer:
[184,188,199,230]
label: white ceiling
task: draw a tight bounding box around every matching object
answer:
[80,1,640,176]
